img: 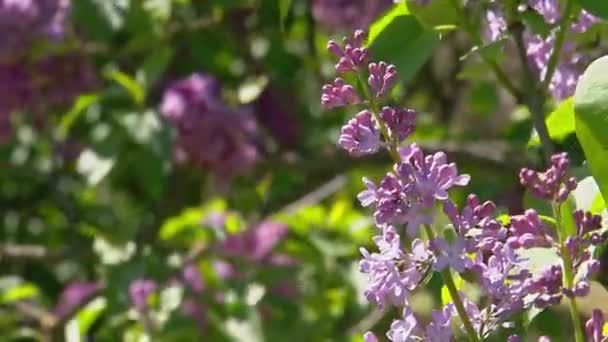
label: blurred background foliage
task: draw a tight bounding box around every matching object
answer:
[1,0,608,341]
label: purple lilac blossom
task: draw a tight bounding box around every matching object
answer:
[431,237,469,272]
[52,282,100,318]
[519,152,577,203]
[387,307,420,341]
[182,264,205,293]
[368,62,398,98]
[359,227,423,307]
[312,0,392,31]
[339,110,381,156]
[425,304,455,342]
[321,78,360,109]
[379,107,416,143]
[0,0,70,61]
[484,1,599,99]
[585,309,606,342]
[327,29,370,73]
[221,220,288,262]
[358,143,470,234]
[129,279,156,312]
[363,331,378,342]
[160,73,259,179]
[507,209,553,249]
[0,54,96,144]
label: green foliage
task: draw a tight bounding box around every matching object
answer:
[369,15,439,83]
[578,0,608,20]
[529,98,574,147]
[574,56,608,203]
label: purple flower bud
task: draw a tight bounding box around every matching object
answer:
[129,279,156,312]
[508,335,522,342]
[519,152,576,202]
[52,282,100,318]
[327,30,370,73]
[380,107,416,143]
[509,209,551,249]
[368,62,398,98]
[587,259,601,276]
[485,9,507,42]
[387,307,420,341]
[339,110,381,156]
[222,220,288,262]
[182,264,205,293]
[321,78,360,108]
[585,309,606,342]
[538,337,552,342]
[363,331,378,342]
[574,281,590,297]
[312,0,392,31]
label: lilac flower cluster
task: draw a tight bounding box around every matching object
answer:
[160,73,259,180]
[485,0,599,100]
[52,282,100,318]
[312,0,392,31]
[129,279,157,312]
[0,0,70,61]
[0,0,97,145]
[322,29,606,341]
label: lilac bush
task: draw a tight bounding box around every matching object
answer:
[322,26,607,341]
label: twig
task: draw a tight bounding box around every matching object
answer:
[511,22,554,162]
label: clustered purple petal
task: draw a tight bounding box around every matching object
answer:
[322,28,606,342]
[585,309,607,342]
[368,62,398,98]
[0,0,70,61]
[520,152,577,203]
[160,73,259,180]
[327,30,370,73]
[52,282,100,318]
[339,110,381,156]
[321,78,360,108]
[0,1,96,145]
[379,107,416,143]
[129,279,156,312]
[311,0,392,31]
[484,0,600,100]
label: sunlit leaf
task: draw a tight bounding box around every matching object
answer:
[574,56,608,204]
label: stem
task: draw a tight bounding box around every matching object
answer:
[356,74,400,162]
[423,225,480,342]
[448,0,521,99]
[511,23,554,162]
[541,0,575,91]
[552,203,585,342]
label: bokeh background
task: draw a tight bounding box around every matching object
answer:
[1,0,607,341]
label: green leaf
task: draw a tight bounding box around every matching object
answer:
[590,192,606,214]
[529,98,574,146]
[368,4,410,44]
[521,8,552,37]
[558,195,577,238]
[105,69,146,106]
[578,0,608,20]
[141,46,174,89]
[408,0,458,30]
[58,93,100,140]
[0,283,39,304]
[75,297,106,334]
[574,56,608,204]
[369,15,439,83]
[279,0,292,31]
